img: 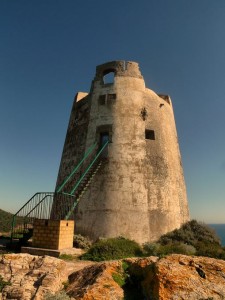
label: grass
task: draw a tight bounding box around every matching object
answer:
[0,275,11,292]
[112,272,126,287]
[59,254,75,261]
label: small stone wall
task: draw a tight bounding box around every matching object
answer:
[32,219,74,250]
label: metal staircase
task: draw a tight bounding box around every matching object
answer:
[11,141,109,244]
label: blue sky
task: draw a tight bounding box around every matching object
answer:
[0,0,224,223]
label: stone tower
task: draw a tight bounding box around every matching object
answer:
[55,61,189,244]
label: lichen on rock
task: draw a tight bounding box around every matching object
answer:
[1,253,225,300]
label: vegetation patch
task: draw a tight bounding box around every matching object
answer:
[159,220,221,247]
[143,242,196,257]
[73,234,92,250]
[81,237,143,261]
[112,272,126,287]
[0,208,24,235]
[143,220,225,260]
[0,275,11,292]
[59,254,74,261]
[0,209,14,233]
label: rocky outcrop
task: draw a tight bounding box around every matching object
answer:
[66,261,124,300]
[66,255,225,300]
[0,254,69,300]
[147,254,225,300]
[1,254,225,299]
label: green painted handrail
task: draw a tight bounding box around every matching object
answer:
[24,194,52,218]
[65,199,78,220]
[10,192,53,241]
[56,142,97,193]
[11,192,41,240]
[70,140,109,195]
[65,140,109,220]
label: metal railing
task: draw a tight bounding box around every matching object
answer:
[56,142,97,193]
[11,140,109,241]
[69,140,109,195]
[60,140,109,219]
[11,192,75,240]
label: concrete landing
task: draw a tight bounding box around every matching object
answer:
[21,246,84,258]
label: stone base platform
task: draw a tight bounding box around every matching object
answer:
[21,246,84,258]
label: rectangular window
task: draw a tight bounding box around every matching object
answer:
[99,95,106,105]
[107,94,116,100]
[107,93,116,106]
[99,94,116,107]
[145,129,155,140]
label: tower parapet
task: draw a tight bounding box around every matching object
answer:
[94,61,143,81]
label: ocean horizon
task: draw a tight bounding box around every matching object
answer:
[208,224,225,246]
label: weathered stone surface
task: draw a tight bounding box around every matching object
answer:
[1,254,225,299]
[55,60,189,244]
[65,255,225,300]
[66,261,124,300]
[0,254,68,300]
[143,254,225,300]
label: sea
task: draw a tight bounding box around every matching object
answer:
[208,224,225,246]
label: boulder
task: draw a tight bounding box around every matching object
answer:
[0,253,68,300]
[142,254,225,300]
[66,261,124,300]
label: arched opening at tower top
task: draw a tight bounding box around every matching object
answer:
[103,70,115,84]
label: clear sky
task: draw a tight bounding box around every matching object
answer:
[0,0,224,223]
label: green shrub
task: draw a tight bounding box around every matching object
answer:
[157,243,196,256]
[143,242,196,257]
[156,220,225,260]
[73,234,92,250]
[0,275,11,292]
[81,236,143,261]
[196,242,225,259]
[143,242,161,256]
[159,220,221,247]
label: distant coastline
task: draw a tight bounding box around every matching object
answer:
[208,224,225,246]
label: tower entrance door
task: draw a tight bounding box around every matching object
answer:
[100,132,109,157]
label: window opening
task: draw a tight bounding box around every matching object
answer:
[145,129,155,140]
[107,93,116,106]
[103,71,115,84]
[107,94,116,101]
[99,94,116,107]
[99,95,106,105]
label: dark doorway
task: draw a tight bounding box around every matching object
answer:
[100,132,109,157]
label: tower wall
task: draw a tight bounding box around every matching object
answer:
[55,61,189,243]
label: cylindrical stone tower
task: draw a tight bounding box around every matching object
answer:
[55,61,189,244]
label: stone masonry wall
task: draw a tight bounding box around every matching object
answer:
[32,219,74,250]
[55,93,90,194]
